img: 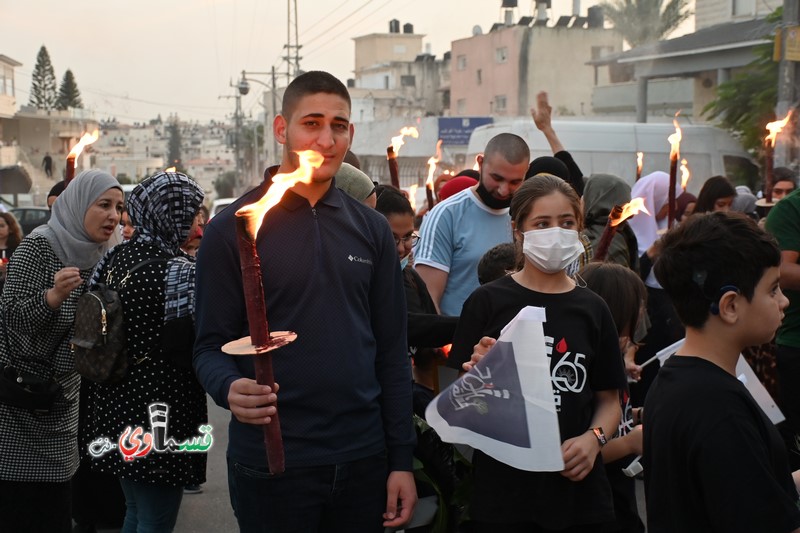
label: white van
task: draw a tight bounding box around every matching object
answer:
[466,120,757,195]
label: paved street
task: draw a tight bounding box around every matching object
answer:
[98,397,647,532]
[174,398,239,533]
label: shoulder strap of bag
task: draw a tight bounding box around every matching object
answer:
[108,256,169,290]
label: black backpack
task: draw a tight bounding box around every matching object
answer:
[71,254,165,384]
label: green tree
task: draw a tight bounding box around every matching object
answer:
[214,171,237,198]
[703,9,781,158]
[28,45,58,110]
[166,121,186,173]
[598,0,691,47]
[56,69,83,110]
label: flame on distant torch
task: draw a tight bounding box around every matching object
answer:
[766,110,793,148]
[426,139,443,189]
[680,159,690,191]
[165,166,177,173]
[68,129,100,160]
[408,184,418,212]
[236,150,324,237]
[611,197,649,227]
[668,120,682,160]
[391,127,419,154]
[636,151,643,180]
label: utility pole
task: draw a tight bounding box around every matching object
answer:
[776,0,799,166]
[271,66,279,160]
[283,0,302,84]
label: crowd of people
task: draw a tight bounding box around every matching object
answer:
[0,69,799,533]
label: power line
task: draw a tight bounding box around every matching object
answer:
[303,0,395,60]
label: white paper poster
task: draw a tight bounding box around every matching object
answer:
[426,306,564,472]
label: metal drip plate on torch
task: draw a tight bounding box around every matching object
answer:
[222,332,298,356]
[755,198,776,208]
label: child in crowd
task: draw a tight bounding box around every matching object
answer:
[580,262,647,533]
[449,174,626,532]
[644,212,800,532]
[477,242,516,285]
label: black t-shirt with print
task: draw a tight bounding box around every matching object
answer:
[448,275,626,528]
[644,356,800,533]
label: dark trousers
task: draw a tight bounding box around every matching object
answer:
[0,478,71,533]
[776,344,800,469]
[227,453,388,533]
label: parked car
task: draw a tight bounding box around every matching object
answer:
[209,198,236,220]
[10,207,51,236]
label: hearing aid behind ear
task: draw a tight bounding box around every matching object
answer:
[709,285,740,315]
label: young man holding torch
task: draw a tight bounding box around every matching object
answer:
[193,71,416,532]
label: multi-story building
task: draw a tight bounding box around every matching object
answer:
[590,0,774,122]
[449,4,621,118]
[351,20,451,121]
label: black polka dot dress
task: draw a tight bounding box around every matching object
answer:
[85,242,207,486]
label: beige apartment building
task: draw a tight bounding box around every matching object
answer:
[449,18,621,117]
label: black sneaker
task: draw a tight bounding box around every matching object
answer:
[183,484,203,494]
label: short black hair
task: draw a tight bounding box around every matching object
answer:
[654,212,780,328]
[694,175,736,214]
[483,133,530,166]
[375,186,413,217]
[478,242,516,285]
[281,71,351,120]
[774,167,798,187]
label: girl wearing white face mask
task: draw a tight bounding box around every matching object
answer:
[447,174,627,533]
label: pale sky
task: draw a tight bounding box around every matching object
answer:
[5,0,637,123]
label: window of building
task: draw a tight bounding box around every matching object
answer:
[457,98,467,115]
[457,55,467,71]
[476,69,482,85]
[495,95,507,112]
[732,0,756,16]
[0,66,13,97]
[384,76,390,89]
[495,47,508,63]
[401,75,416,87]
[393,44,407,54]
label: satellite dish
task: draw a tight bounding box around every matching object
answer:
[472,25,483,35]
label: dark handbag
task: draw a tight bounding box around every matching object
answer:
[0,364,62,414]
[71,255,167,384]
[71,284,127,384]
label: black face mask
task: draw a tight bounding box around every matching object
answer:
[476,180,512,210]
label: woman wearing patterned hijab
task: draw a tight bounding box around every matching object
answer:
[84,171,206,533]
[0,170,123,533]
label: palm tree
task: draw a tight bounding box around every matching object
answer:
[599,0,692,48]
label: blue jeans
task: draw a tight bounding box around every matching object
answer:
[227,453,388,533]
[119,478,183,533]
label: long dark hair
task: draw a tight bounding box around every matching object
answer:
[694,176,736,214]
[580,262,647,337]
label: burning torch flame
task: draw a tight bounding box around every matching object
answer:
[68,129,100,161]
[636,152,643,174]
[408,184,418,212]
[165,166,177,173]
[668,120,682,159]
[680,159,690,190]
[426,139,443,188]
[391,127,419,154]
[611,197,650,227]
[236,150,324,237]
[766,110,793,148]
